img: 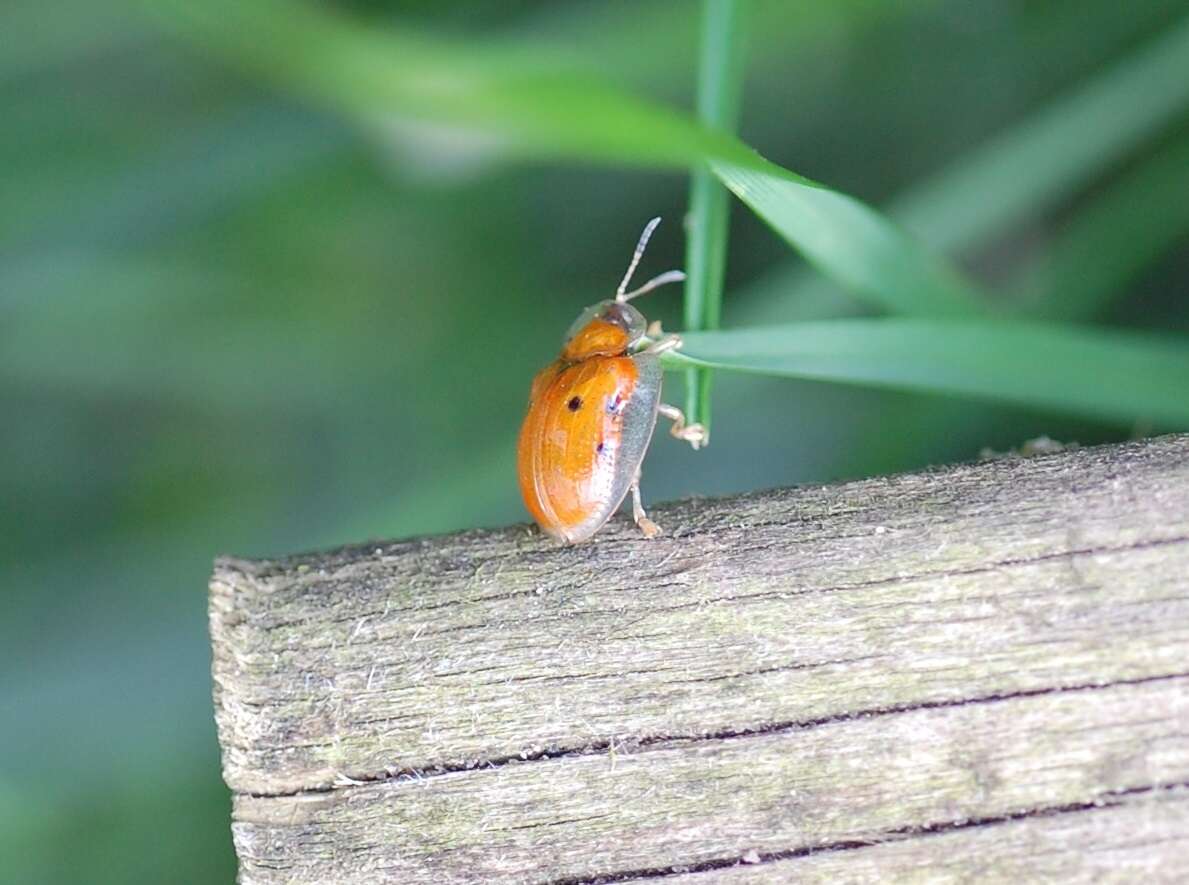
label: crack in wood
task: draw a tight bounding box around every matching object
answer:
[505,813,616,832]
[236,670,1189,800]
[665,654,882,685]
[546,781,1189,884]
[473,663,687,688]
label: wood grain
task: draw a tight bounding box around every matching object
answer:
[210,434,1189,883]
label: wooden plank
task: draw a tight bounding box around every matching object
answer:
[659,787,1189,884]
[210,434,1189,882]
[231,678,1189,882]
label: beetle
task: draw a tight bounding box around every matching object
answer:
[517,217,705,543]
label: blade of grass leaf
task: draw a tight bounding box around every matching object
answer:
[820,133,1189,479]
[685,0,749,442]
[144,0,983,317]
[714,159,988,316]
[4,0,922,302]
[665,319,1189,426]
[722,19,1189,484]
[732,12,1189,327]
[143,0,752,169]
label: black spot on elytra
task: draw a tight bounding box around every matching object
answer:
[567,396,582,411]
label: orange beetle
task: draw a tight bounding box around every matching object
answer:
[517,218,705,543]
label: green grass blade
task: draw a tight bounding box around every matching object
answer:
[718,18,1189,484]
[684,0,749,441]
[145,0,982,318]
[714,158,988,316]
[143,0,752,169]
[733,13,1189,326]
[666,319,1189,426]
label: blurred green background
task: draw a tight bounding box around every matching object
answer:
[3,1,1189,881]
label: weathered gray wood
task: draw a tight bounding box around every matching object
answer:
[661,787,1189,883]
[211,434,1189,883]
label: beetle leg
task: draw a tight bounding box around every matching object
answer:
[658,403,707,450]
[630,476,661,538]
[645,333,682,356]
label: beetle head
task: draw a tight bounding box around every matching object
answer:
[559,218,683,361]
[562,300,646,360]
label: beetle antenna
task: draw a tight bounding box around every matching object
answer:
[616,217,662,301]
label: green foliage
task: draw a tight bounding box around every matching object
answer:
[147,0,985,322]
[667,320,1189,426]
[4,1,1189,881]
[145,0,1189,430]
[715,158,987,315]
[683,0,749,438]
